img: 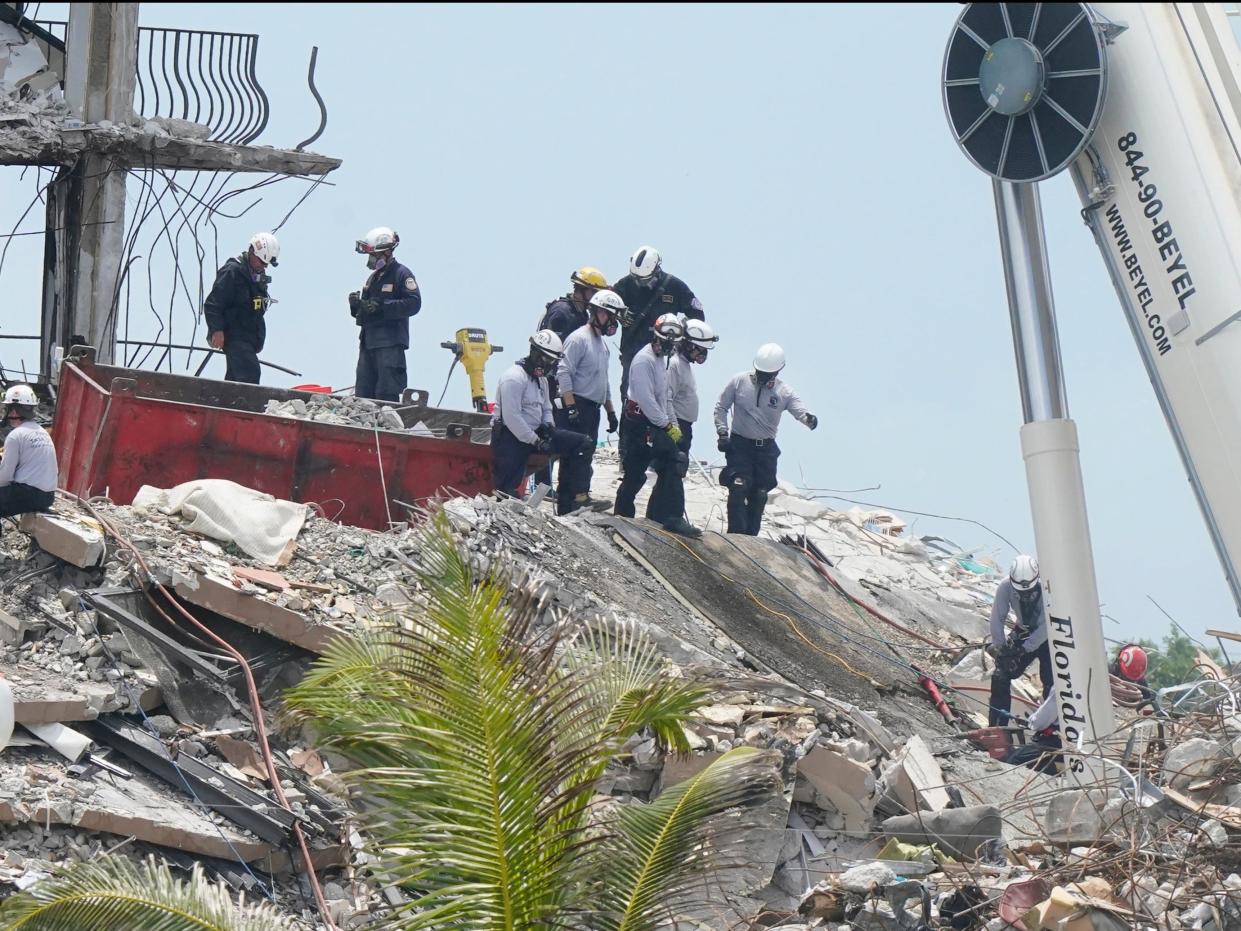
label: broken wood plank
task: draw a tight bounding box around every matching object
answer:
[1162,786,1241,829]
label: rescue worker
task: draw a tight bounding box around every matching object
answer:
[0,385,56,520]
[1005,647,1151,773]
[533,267,609,495]
[667,318,719,454]
[556,290,623,515]
[611,246,704,456]
[349,227,421,402]
[986,554,1053,727]
[713,344,818,536]
[613,314,700,537]
[491,331,592,498]
[203,232,279,385]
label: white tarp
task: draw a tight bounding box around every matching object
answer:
[133,479,308,566]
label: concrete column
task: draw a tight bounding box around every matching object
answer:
[41,3,137,370]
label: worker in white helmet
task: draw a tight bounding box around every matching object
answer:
[349,226,421,402]
[713,343,817,535]
[204,232,279,385]
[987,554,1053,727]
[0,384,56,520]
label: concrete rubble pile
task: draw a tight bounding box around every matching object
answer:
[2,463,1241,929]
[263,395,407,432]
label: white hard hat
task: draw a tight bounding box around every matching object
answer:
[629,245,661,279]
[1009,554,1040,591]
[529,329,564,359]
[248,232,280,267]
[356,226,399,255]
[653,313,684,343]
[753,343,786,374]
[683,319,718,350]
[588,289,626,316]
[3,384,37,407]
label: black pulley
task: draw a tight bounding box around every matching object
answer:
[943,3,1109,182]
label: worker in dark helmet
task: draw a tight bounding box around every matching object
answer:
[349,226,421,402]
[533,267,609,496]
[612,245,704,457]
[614,314,699,537]
[713,343,818,536]
[556,290,623,515]
[204,232,279,385]
[986,554,1054,727]
[491,331,592,499]
[0,385,56,520]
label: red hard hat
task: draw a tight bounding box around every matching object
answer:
[1118,644,1148,682]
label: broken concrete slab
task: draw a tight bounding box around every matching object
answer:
[881,804,1002,860]
[19,512,106,569]
[1163,737,1226,789]
[798,746,874,836]
[883,735,950,814]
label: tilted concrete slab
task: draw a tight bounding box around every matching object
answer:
[19,512,106,569]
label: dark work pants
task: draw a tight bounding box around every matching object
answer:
[618,353,636,459]
[1005,730,1062,774]
[224,340,260,385]
[614,416,684,525]
[555,397,601,512]
[988,639,1054,727]
[721,435,779,535]
[676,418,694,455]
[356,345,408,402]
[491,424,590,499]
[533,375,560,491]
[0,482,55,521]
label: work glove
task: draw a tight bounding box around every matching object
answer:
[618,307,637,329]
[358,298,381,317]
[565,403,580,424]
[535,423,554,442]
[606,409,619,434]
[666,423,683,445]
[985,642,1004,661]
[717,433,731,453]
[804,413,819,431]
[534,435,553,453]
[348,291,361,316]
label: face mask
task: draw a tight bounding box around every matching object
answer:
[367,254,387,271]
[756,371,778,388]
[639,274,659,290]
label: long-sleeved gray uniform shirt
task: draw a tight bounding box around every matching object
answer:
[667,354,699,423]
[628,345,676,429]
[491,363,552,446]
[556,324,611,406]
[988,577,1049,652]
[713,372,812,440]
[0,420,57,492]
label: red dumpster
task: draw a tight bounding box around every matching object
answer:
[53,347,504,531]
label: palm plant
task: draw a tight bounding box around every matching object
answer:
[283,512,782,930]
[0,856,293,930]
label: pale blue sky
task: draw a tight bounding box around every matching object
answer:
[3,3,1237,647]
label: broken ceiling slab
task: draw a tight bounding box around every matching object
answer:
[0,751,273,863]
[0,660,134,724]
[0,119,340,174]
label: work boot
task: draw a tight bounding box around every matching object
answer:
[574,493,612,513]
[661,516,702,538]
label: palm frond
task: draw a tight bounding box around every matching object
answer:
[589,747,784,931]
[0,855,292,931]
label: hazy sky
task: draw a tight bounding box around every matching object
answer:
[3,3,1238,647]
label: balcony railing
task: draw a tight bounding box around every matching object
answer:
[36,21,270,145]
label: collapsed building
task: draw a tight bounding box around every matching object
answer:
[2,431,1241,930]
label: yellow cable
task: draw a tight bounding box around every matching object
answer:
[653,528,881,687]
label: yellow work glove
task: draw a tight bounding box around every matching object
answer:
[666,423,683,445]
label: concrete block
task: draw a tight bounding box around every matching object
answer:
[882,804,1002,860]
[1163,737,1225,789]
[19,512,106,568]
[798,746,874,836]
[884,735,951,814]
[653,751,723,798]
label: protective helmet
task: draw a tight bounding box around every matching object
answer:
[652,313,684,352]
[3,384,38,407]
[753,343,786,375]
[528,329,564,371]
[683,319,718,351]
[248,232,280,267]
[355,226,399,255]
[570,266,608,291]
[1009,554,1040,592]
[1116,644,1148,682]
[589,289,626,317]
[629,245,661,279]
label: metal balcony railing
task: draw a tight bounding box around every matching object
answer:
[36,21,271,145]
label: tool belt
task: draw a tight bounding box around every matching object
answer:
[624,399,644,420]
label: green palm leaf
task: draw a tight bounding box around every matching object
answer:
[589,746,784,931]
[0,856,292,931]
